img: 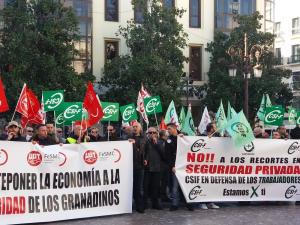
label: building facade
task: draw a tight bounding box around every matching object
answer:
[274,0,300,108]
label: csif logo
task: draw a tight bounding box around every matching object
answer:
[288,141,300,154]
[191,139,210,152]
[46,93,63,109]
[64,105,81,119]
[285,185,298,199]
[83,150,98,165]
[56,112,65,125]
[265,110,283,123]
[103,105,118,119]
[27,151,43,166]
[231,122,249,137]
[0,149,8,166]
[145,98,159,113]
[122,106,135,121]
[188,185,203,200]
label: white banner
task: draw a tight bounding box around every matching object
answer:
[175,137,300,202]
[0,141,133,225]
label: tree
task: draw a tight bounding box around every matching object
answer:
[204,12,292,120]
[0,0,94,119]
[101,0,188,111]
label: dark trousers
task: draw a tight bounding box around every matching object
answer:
[160,164,169,199]
[143,171,161,207]
[133,169,144,211]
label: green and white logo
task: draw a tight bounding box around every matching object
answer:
[55,111,65,127]
[144,96,162,115]
[288,107,297,125]
[120,103,138,122]
[43,90,64,111]
[231,122,249,137]
[264,106,284,126]
[61,102,83,121]
[296,112,300,125]
[101,102,119,121]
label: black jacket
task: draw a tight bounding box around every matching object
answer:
[164,135,178,169]
[8,135,26,142]
[32,136,57,146]
[132,134,146,170]
[145,139,164,172]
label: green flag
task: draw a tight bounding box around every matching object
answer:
[164,100,179,125]
[101,102,119,122]
[43,90,64,112]
[288,107,297,125]
[256,94,265,121]
[181,107,196,136]
[179,107,186,130]
[297,112,300,125]
[264,105,284,126]
[265,94,272,108]
[60,102,83,122]
[216,100,227,131]
[227,101,237,121]
[226,111,255,148]
[120,103,138,122]
[54,111,65,127]
[144,96,162,115]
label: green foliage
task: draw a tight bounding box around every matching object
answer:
[204,12,292,119]
[101,0,187,111]
[0,0,94,119]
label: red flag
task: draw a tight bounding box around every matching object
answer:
[15,84,29,117]
[159,117,167,130]
[83,82,104,127]
[0,78,9,112]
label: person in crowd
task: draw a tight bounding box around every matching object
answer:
[165,123,194,211]
[158,129,170,201]
[6,121,26,142]
[46,123,59,143]
[32,124,57,146]
[121,125,133,140]
[253,126,269,138]
[290,125,300,139]
[24,126,34,142]
[0,125,8,140]
[129,121,146,213]
[104,125,120,141]
[277,125,289,139]
[56,127,66,144]
[272,131,281,139]
[143,127,164,210]
[89,127,102,142]
[66,125,90,144]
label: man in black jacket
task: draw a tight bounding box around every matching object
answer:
[165,123,194,211]
[6,121,26,142]
[32,124,58,146]
[144,127,164,210]
[129,121,146,213]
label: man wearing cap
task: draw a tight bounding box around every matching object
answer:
[6,121,26,142]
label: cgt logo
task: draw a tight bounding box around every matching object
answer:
[191,139,210,152]
[0,149,8,166]
[99,149,121,163]
[188,185,203,200]
[83,150,98,165]
[27,151,43,166]
[288,142,300,154]
[285,185,298,199]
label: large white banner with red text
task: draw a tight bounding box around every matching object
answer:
[0,141,133,225]
[175,137,300,202]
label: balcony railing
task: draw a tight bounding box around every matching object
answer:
[288,55,300,64]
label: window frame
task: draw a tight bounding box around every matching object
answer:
[189,0,201,28]
[105,0,119,22]
[189,45,202,81]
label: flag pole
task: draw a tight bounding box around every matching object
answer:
[107,120,110,141]
[154,109,159,131]
[54,111,58,139]
[11,83,26,122]
[79,111,84,143]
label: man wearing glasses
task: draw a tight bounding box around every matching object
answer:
[24,126,34,142]
[89,127,102,142]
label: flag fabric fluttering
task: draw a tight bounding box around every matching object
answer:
[226,111,255,148]
[216,100,227,132]
[198,106,211,135]
[181,104,196,136]
[136,84,151,124]
[0,78,9,112]
[164,100,179,126]
[83,82,104,127]
[178,107,186,130]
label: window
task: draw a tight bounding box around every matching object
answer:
[274,22,280,37]
[275,48,282,65]
[163,0,174,8]
[105,0,118,22]
[292,45,300,63]
[105,40,119,63]
[292,17,300,35]
[134,2,144,24]
[240,0,254,15]
[189,46,202,81]
[189,0,201,28]
[265,0,273,22]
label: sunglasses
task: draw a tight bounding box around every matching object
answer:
[148,131,157,134]
[57,131,62,133]
[91,131,98,134]
[27,130,33,132]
